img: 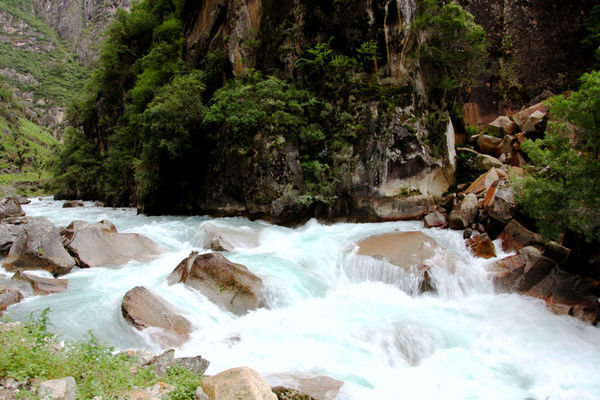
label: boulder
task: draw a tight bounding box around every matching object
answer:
[476,135,503,156]
[121,286,192,348]
[3,217,76,277]
[145,349,210,376]
[456,147,503,171]
[272,387,317,400]
[448,193,478,230]
[200,221,262,252]
[201,367,277,400]
[0,197,25,221]
[0,221,25,255]
[490,247,556,293]
[62,200,84,208]
[498,220,570,264]
[527,270,600,325]
[512,102,549,130]
[497,135,516,157]
[266,374,343,400]
[0,289,23,312]
[522,110,547,133]
[488,116,518,136]
[11,196,30,205]
[464,168,505,195]
[38,377,76,400]
[423,211,446,228]
[61,220,163,268]
[483,180,517,223]
[11,272,68,296]
[466,233,496,259]
[168,252,265,316]
[357,231,438,269]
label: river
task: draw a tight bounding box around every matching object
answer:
[4,198,600,400]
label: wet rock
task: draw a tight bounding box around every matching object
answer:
[145,349,209,377]
[200,221,262,252]
[483,180,517,223]
[357,231,438,269]
[464,168,505,195]
[121,286,192,348]
[272,386,317,400]
[3,217,76,276]
[265,374,343,400]
[423,211,446,228]
[0,197,25,221]
[466,233,496,259]
[62,200,84,208]
[490,247,555,293]
[448,193,478,230]
[201,367,277,400]
[61,220,163,268]
[0,289,23,312]
[11,271,68,296]
[38,377,76,400]
[476,135,503,156]
[497,220,570,264]
[168,252,265,316]
[528,270,600,325]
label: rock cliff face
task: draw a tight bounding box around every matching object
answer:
[30,0,131,65]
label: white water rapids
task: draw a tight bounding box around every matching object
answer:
[4,198,600,399]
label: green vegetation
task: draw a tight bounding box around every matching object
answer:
[515,71,600,241]
[414,0,487,114]
[0,310,203,399]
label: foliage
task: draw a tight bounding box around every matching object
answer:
[424,110,449,157]
[0,312,204,399]
[514,71,600,241]
[584,5,600,63]
[414,0,487,113]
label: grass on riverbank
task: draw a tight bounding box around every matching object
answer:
[0,311,203,399]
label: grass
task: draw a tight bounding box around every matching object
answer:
[0,311,204,399]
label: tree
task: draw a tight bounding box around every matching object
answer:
[414,0,487,113]
[514,71,600,241]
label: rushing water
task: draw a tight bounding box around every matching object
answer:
[4,198,600,400]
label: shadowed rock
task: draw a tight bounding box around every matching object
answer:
[121,286,192,348]
[3,217,76,276]
[0,197,25,221]
[168,251,265,316]
[61,220,163,268]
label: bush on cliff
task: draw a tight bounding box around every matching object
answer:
[515,71,600,242]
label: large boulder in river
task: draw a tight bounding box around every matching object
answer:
[357,231,438,269]
[3,217,76,276]
[121,286,192,348]
[201,367,277,400]
[491,246,555,292]
[168,252,265,316]
[61,220,163,268]
[498,220,570,264]
[0,197,25,221]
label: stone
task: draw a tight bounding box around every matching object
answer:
[522,110,547,133]
[490,247,555,293]
[357,231,438,269]
[527,269,600,325]
[272,387,317,400]
[476,135,503,156]
[0,197,25,221]
[200,221,262,252]
[145,349,210,376]
[0,289,23,312]
[498,220,570,265]
[464,168,505,195]
[121,286,192,348]
[38,377,76,400]
[61,220,163,268]
[456,147,503,171]
[512,102,549,130]
[3,217,76,276]
[196,386,209,400]
[265,374,343,400]
[0,222,25,255]
[201,367,277,400]
[62,200,84,208]
[423,211,446,228]
[507,151,527,167]
[168,252,265,316]
[466,233,496,259]
[483,180,517,223]
[497,135,516,157]
[11,271,68,296]
[448,193,478,230]
[488,116,518,136]
[10,196,30,205]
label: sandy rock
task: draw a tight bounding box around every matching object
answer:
[448,193,478,230]
[266,374,343,400]
[466,233,496,259]
[423,211,446,228]
[121,286,192,348]
[62,220,163,268]
[38,377,76,400]
[201,367,277,400]
[3,217,76,276]
[0,197,25,221]
[168,252,265,316]
[483,180,517,223]
[357,231,438,269]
